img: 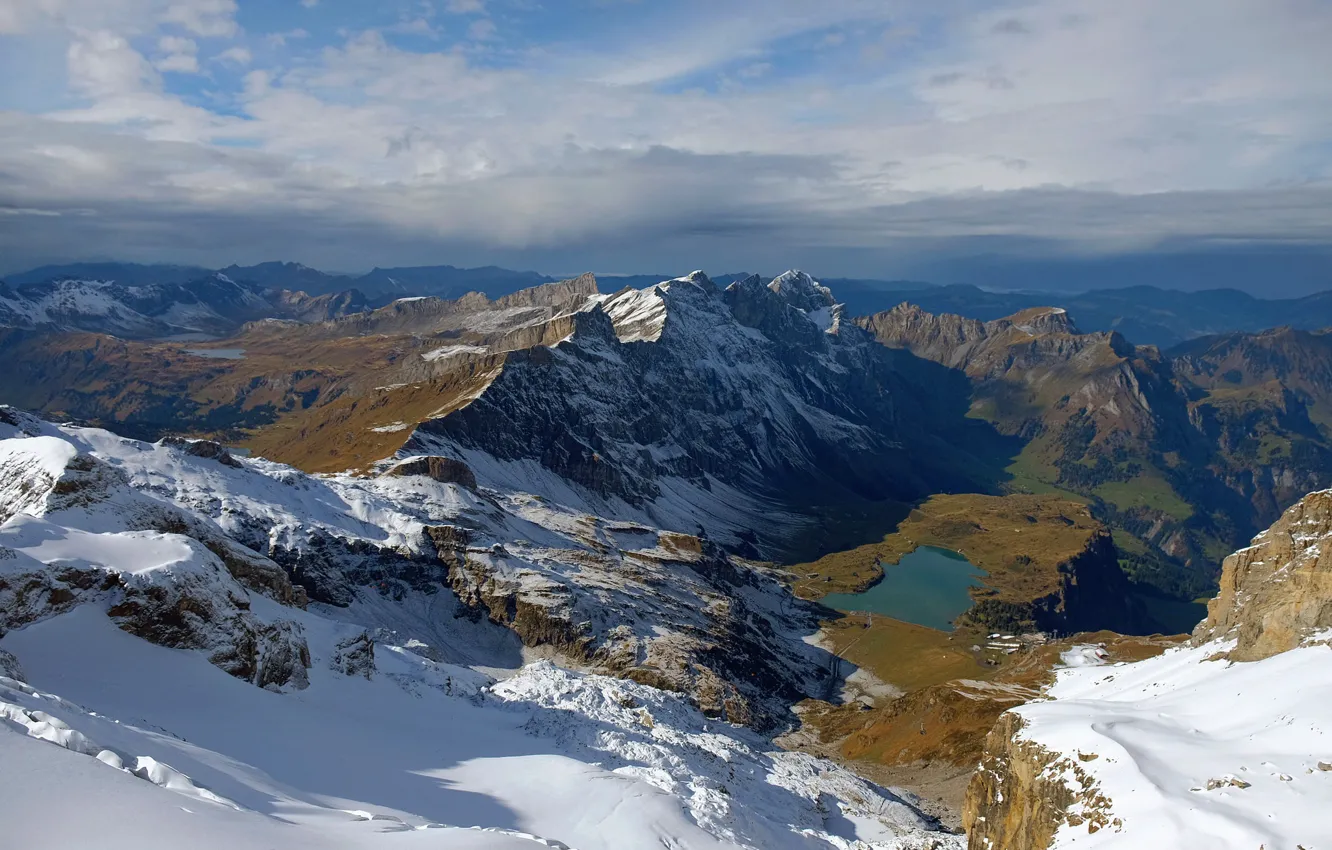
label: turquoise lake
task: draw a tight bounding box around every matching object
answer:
[819,545,989,632]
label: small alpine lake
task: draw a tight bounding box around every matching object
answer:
[818,545,989,632]
[185,348,247,360]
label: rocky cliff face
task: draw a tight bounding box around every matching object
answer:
[1192,488,1332,660]
[0,412,311,691]
[1029,529,1138,635]
[963,713,1116,850]
[859,303,1164,439]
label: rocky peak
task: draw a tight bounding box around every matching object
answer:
[1003,306,1077,336]
[1192,488,1332,660]
[404,270,973,546]
[674,270,718,293]
[767,270,835,313]
[724,271,844,340]
[493,272,599,310]
[856,303,989,370]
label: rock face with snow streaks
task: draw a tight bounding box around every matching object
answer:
[329,630,376,679]
[408,270,991,548]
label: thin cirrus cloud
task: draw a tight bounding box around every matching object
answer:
[0,0,1329,286]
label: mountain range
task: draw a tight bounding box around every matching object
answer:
[5,260,1332,348]
[3,264,1332,849]
[6,264,1332,598]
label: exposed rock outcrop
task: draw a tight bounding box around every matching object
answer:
[0,435,300,607]
[159,436,243,469]
[2,528,311,691]
[382,456,477,489]
[1192,488,1332,660]
[330,631,376,679]
[962,714,1116,850]
[426,523,832,732]
[108,567,312,693]
[0,429,311,692]
[0,647,25,682]
[1031,529,1138,635]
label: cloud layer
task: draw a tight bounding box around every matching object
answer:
[0,0,1330,283]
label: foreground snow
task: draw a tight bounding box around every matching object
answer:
[1012,638,1332,849]
[0,605,955,850]
[0,405,960,848]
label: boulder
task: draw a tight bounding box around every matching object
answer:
[159,436,243,468]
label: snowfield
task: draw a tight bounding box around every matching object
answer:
[0,407,959,850]
[1012,638,1332,849]
[0,605,958,850]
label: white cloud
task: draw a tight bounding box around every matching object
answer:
[1,0,1330,272]
[157,34,196,53]
[161,0,239,37]
[216,45,251,64]
[67,30,160,98]
[154,33,199,72]
[265,28,308,46]
[300,0,318,7]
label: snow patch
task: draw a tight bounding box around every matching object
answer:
[1014,639,1332,849]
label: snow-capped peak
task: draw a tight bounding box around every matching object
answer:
[768,269,835,313]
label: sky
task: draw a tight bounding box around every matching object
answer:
[0,0,1330,292]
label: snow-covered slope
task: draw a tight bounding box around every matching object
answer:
[0,405,848,731]
[0,606,956,850]
[963,488,1332,850]
[1012,639,1330,849]
[0,410,959,850]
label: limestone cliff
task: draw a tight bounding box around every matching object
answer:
[962,714,1116,850]
[1192,488,1332,660]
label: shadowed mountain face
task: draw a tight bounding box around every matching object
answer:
[405,272,1006,546]
[861,303,1332,597]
